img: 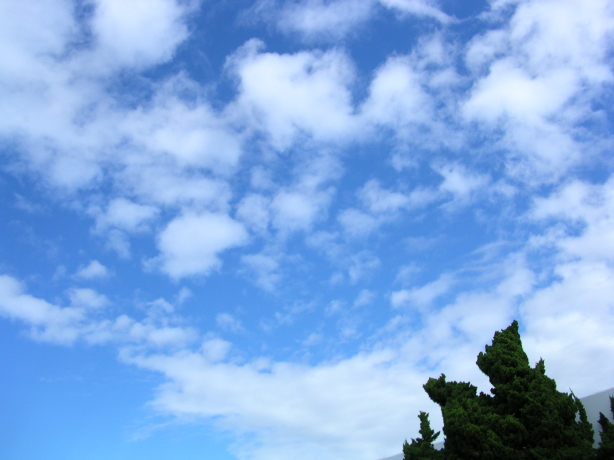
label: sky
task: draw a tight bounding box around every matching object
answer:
[0,0,613,459]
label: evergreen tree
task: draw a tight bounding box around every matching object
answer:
[403,411,441,460]
[596,396,614,460]
[423,374,520,460]
[406,321,596,460]
[474,321,594,459]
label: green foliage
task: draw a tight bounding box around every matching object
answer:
[404,321,601,460]
[403,411,441,460]
[596,396,614,460]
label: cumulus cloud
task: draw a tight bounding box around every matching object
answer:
[0,275,85,344]
[120,76,243,174]
[338,179,439,238]
[504,178,614,392]
[67,288,110,309]
[462,0,614,181]
[337,208,379,238]
[92,199,159,233]
[74,260,110,280]
[361,55,432,130]
[530,178,614,261]
[154,212,249,280]
[88,0,196,70]
[227,39,358,150]
[274,0,376,41]
[0,275,197,349]
[2,2,614,460]
[271,189,329,233]
[435,163,490,204]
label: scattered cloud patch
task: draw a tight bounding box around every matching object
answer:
[153,212,249,280]
[216,313,246,333]
[1,1,614,460]
[227,39,358,150]
[74,260,110,280]
[67,288,110,310]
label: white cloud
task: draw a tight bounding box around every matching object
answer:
[463,60,578,123]
[462,0,614,181]
[435,163,490,203]
[120,163,232,210]
[0,0,206,190]
[154,212,249,279]
[0,1,75,84]
[302,331,324,346]
[359,179,411,214]
[89,0,196,69]
[275,0,376,41]
[515,177,614,392]
[391,273,454,309]
[121,76,243,175]
[0,0,238,227]
[531,177,614,261]
[362,179,439,214]
[394,264,421,285]
[348,251,380,283]
[353,289,375,308]
[106,229,131,259]
[67,288,110,309]
[271,190,327,233]
[361,56,431,131]
[241,252,282,291]
[0,275,198,349]
[254,0,449,42]
[216,313,246,333]
[520,260,614,394]
[93,199,159,233]
[74,260,110,280]
[337,208,379,238]
[200,337,233,362]
[111,314,197,349]
[227,39,358,151]
[338,179,439,238]
[148,298,176,315]
[378,0,451,22]
[2,2,614,460]
[116,242,614,460]
[124,347,435,460]
[90,199,159,258]
[236,193,271,234]
[0,275,84,344]
[176,287,192,305]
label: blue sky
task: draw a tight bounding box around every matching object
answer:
[1,0,614,459]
